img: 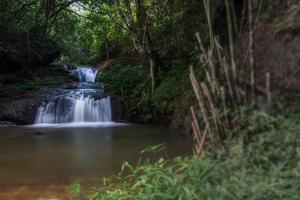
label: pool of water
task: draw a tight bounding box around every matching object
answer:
[0,123,191,187]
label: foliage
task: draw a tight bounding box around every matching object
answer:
[70,114,300,200]
[0,0,216,124]
[98,64,151,122]
[151,62,191,113]
[98,61,192,123]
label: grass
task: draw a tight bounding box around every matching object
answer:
[69,113,300,200]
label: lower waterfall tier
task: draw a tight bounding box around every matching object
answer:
[35,90,111,124]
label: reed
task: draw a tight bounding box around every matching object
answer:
[266,72,271,108]
[190,0,266,156]
[249,0,255,105]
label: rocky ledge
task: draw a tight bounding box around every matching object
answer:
[0,32,61,73]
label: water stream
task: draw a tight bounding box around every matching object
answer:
[72,67,99,82]
[35,67,112,124]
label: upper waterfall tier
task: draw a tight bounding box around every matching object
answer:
[72,67,98,83]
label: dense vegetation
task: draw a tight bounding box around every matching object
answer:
[0,0,210,124]
[0,0,281,125]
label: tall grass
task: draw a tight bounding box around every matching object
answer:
[190,0,269,156]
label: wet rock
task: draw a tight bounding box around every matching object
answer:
[0,88,65,125]
[0,121,16,126]
[42,63,72,77]
[0,98,41,125]
[64,82,104,90]
[34,131,43,135]
[110,97,123,121]
[64,63,77,71]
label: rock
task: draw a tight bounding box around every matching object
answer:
[34,132,44,135]
[64,82,104,90]
[0,32,61,72]
[0,87,66,125]
[0,97,41,124]
[110,97,124,121]
[64,63,77,70]
[44,63,72,76]
[0,121,16,126]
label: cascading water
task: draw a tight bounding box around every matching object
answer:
[72,67,98,82]
[35,67,112,124]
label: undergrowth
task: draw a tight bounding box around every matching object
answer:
[98,62,192,124]
[70,113,300,200]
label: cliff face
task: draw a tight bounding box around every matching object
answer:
[0,33,61,73]
[0,31,65,124]
[0,60,81,124]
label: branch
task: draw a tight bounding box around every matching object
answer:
[66,8,99,22]
[75,1,105,15]
[50,0,79,17]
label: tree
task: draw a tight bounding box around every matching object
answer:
[107,0,162,92]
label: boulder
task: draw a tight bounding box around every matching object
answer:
[0,87,67,125]
[0,98,39,124]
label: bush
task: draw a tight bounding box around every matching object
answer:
[98,62,192,124]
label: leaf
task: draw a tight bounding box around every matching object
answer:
[141,144,167,154]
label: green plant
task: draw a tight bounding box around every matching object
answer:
[70,116,300,200]
[98,62,192,124]
[69,182,86,200]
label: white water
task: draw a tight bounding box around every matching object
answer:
[72,67,98,82]
[35,92,112,124]
[35,67,112,124]
[30,122,126,128]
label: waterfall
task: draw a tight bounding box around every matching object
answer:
[35,67,112,124]
[72,67,98,82]
[35,92,112,124]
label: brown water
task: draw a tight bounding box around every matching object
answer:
[0,123,191,199]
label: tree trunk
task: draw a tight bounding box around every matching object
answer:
[248,0,255,105]
[149,58,156,91]
[135,0,161,91]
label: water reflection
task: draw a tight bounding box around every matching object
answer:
[0,124,191,186]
